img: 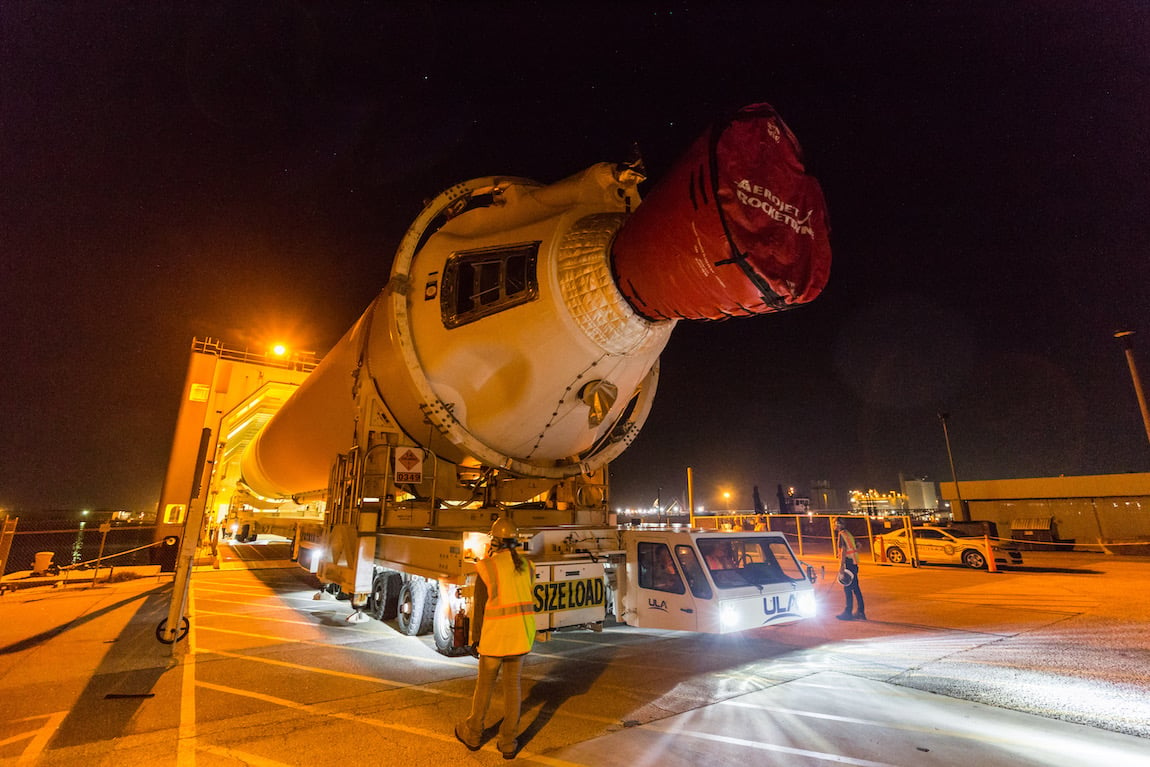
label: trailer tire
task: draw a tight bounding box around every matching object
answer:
[433,584,468,657]
[368,571,400,621]
[397,578,437,636]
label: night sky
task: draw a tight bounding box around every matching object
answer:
[3,2,1149,514]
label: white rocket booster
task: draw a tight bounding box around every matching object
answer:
[239,104,831,501]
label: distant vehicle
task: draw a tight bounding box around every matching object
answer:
[875,526,1023,569]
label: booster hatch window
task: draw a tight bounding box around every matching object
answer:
[441,242,540,328]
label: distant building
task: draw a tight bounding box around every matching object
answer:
[849,489,908,515]
[900,478,939,510]
[809,480,840,511]
[939,473,1150,547]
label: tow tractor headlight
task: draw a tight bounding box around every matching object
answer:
[796,591,817,618]
[720,602,740,630]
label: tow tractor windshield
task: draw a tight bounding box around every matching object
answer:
[696,536,806,588]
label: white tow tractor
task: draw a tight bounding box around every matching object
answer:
[616,528,818,632]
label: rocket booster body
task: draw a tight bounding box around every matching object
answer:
[239,104,831,504]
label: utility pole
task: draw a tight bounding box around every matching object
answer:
[938,412,970,522]
[1114,330,1150,450]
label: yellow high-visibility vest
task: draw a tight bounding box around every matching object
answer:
[476,549,536,657]
[839,529,858,563]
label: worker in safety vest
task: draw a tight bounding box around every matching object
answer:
[455,517,536,759]
[835,519,866,621]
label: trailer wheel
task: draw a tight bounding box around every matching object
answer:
[433,584,468,657]
[396,578,437,636]
[368,571,400,621]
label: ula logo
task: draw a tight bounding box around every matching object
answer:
[647,598,668,613]
[762,594,799,625]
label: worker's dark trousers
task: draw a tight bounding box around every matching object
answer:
[843,559,864,615]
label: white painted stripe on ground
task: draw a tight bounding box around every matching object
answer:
[201,647,462,694]
[196,744,299,766]
[195,624,472,667]
[642,722,898,767]
[14,710,66,765]
[195,607,365,629]
[177,580,198,767]
[195,680,589,767]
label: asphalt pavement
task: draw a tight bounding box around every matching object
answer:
[1,548,1148,766]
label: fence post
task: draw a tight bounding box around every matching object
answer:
[865,515,877,563]
[903,515,918,567]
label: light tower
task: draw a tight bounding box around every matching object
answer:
[1114,330,1150,451]
[938,412,970,522]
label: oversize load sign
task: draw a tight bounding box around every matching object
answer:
[534,577,605,613]
[394,447,424,483]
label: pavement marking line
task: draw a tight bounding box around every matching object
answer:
[197,647,619,726]
[14,709,66,764]
[200,647,467,695]
[197,744,298,766]
[195,625,471,668]
[717,698,1150,761]
[195,589,361,605]
[931,592,1097,607]
[178,579,199,767]
[194,607,365,630]
[189,589,280,601]
[642,722,898,767]
[192,588,334,604]
[0,710,66,750]
[193,680,588,767]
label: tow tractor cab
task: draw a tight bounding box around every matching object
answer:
[613,527,817,633]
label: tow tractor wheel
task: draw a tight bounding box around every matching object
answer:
[885,547,907,565]
[433,583,469,657]
[396,578,438,636]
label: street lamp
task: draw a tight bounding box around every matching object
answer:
[1114,330,1150,450]
[938,412,970,522]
